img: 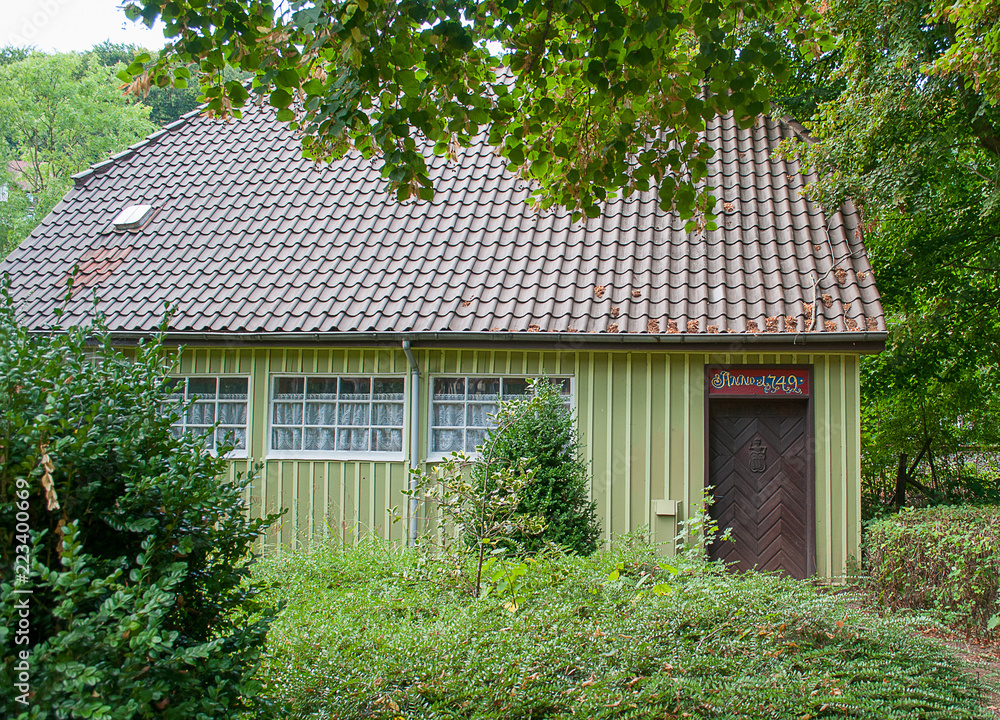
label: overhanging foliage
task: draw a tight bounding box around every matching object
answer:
[123,0,829,221]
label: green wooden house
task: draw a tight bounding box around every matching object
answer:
[0,106,885,579]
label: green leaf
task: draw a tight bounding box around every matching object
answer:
[269,88,293,108]
[277,68,300,87]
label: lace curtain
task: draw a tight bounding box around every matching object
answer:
[271,376,404,453]
[169,377,249,453]
[429,376,570,454]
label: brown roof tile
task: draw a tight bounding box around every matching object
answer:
[1,106,884,338]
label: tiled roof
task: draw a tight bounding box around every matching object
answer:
[1,104,884,343]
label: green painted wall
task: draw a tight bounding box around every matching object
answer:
[174,346,862,578]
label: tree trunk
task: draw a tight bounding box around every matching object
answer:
[893,452,908,506]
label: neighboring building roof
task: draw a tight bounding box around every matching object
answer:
[0,103,885,346]
[5,160,34,191]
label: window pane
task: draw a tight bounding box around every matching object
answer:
[188,377,217,399]
[187,402,215,425]
[372,402,404,427]
[371,428,403,452]
[467,378,500,398]
[433,403,465,427]
[467,403,498,427]
[218,402,247,425]
[161,399,183,422]
[465,428,487,452]
[502,378,532,399]
[273,402,303,425]
[164,377,185,399]
[428,376,572,455]
[164,376,249,457]
[217,427,247,450]
[432,428,464,453]
[304,427,337,451]
[304,402,338,426]
[374,378,405,399]
[339,377,371,400]
[219,377,249,399]
[275,377,305,398]
[337,427,369,452]
[306,377,338,398]
[272,427,302,450]
[269,375,405,455]
[339,403,369,426]
[185,426,214,449]
[434,377,465,399]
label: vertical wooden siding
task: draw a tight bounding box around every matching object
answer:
[174,346,861,577]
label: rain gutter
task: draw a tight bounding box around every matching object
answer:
[106,330,889,352]
[402,340,420,547]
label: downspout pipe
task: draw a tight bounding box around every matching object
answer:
[402,340,420,546]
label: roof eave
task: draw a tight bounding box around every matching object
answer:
[104,329,888,354]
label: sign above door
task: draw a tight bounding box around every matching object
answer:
[708,368,810,397]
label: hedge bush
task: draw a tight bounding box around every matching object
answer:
[866,505,1000,636]
[253,539,992,719]
[0,296,278,719]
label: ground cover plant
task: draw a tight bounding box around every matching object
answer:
[866,505,1000,638]
[0,294,278,719]
[252,538,991,719]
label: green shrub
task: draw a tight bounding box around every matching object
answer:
[866,505,1000,636]
[478,377,600,555]
[0,296,278,719]
[253,539,991,719]
[406,446,545,597]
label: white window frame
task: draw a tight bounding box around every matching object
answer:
[426,375,574,461]
[267,373,407,461]
[165,374,251,459]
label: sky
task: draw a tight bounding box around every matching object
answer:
[3,0,169,53]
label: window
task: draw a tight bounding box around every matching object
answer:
[165,376,249,456]
[270,376,405,457]
[111,204,155,231]
[430,376,572,456]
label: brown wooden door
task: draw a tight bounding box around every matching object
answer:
[707,399,811,578]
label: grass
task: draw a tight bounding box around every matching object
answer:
[249,539,991,719]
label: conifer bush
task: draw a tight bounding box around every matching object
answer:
[478,378,601,555]
[0,294,278,719]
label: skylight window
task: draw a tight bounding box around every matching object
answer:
[111,204,154,231]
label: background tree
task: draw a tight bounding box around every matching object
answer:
[88,41,251,128]
[924,0,1000,104]
[0,47,32,66]
[766,0,1000,513]
[123,0,829,222]
[0,51,156,256]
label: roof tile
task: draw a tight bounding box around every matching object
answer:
[1,105,884,337]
